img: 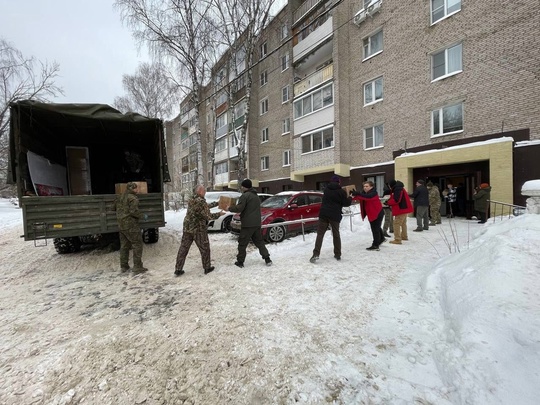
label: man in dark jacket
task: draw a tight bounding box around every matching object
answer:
[310,175,352,263]
[227,179,272,268]
[174,185,225,276]
[473,183,492,224]
[409,179,430,231]
[113,182,147,274]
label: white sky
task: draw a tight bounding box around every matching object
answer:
[0,0,148,105]
[1,196,539,403]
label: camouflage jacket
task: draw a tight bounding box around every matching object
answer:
[428,185,441,207]
[183,194,221,234]
[113,190,142,231]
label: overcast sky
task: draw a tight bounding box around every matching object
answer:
[0,0,149,106]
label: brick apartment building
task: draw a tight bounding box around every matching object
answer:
[167,0,540,212]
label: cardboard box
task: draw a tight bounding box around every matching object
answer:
[115,181,148,194]
[342,184,356,197]
[218,195,237,210]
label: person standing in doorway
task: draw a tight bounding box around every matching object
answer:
[352,181,385,251]
[387,180,413,245]
[427,181,442,225]
[226,179,272,268]
[473,183,492,224]
[444,183,457,218]
[409,179,430,232]
[174,185,225,276]
[310,175,352,262]
[113,182,147,274]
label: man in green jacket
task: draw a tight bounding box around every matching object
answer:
[473,183,492,224]
[226,179,272,268]
[113,182,147,274]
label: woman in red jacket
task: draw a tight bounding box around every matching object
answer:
[352,181,385,251]
[386,180,414,244]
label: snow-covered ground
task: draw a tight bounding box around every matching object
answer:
[0,197,539,404]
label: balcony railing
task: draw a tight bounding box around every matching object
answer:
[293,0,324,24]
[294,64,333,97]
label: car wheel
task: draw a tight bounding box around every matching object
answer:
[221,216,232,232]
[267,224,286,243]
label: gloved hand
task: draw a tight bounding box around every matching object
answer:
[143,214,149,220]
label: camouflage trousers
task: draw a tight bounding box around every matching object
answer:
[430,204,442,224]
[175,231,211,271]
[383,208,394,233]
[119,229,143,268]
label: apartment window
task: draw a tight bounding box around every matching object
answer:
[281,53,290,71]
[260,70,268,86]
[363,30,383,60]
[283,149,291,166]
[261,156,269,171]
[261,127,269,143]
[282,85,290,103]
[301,126,334,153]
[260,98,268,115]
[282,117,291,134]
[260,42,267,58]
[281,24,288,40]
[215,137,227,152]
[364,124,384,149]
[293,83,333,119]
[432,43,462,81]
[432,103,463,136]
[364,76,383,105]
[432,0,461,24]
[215,161,228,175]
[230,134,238,147]
[216,113,227,130]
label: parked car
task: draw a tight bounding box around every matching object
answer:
[230,191,323,242]
[206,191,242,232]
[206,191,273,232]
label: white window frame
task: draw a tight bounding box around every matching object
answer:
[260,70,268,87]
[283,149,291,167]
[281,24,288,40]
[281,53,290,71]
[293,83,334,120]
[364,124,384,150]
[431,102,463,137]
[282,85,290,103]
[261,127,269,143]
[363,30,383,61]
[282,117,291,135]
[431,0,461,25]
[431,43,462,81]
[261,156,269,171]
[260,42,267,58]
[301,125,334,154]
[215,137,227,152]
[364,76,383,106]
[260,98,268,115]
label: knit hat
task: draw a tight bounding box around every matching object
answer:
[426,181,433,187]
[480,183,489,189]
[388,179,397,188]
[417,179,425,185]
[127,182,138,190]
[330,175,341,184]
[241,178,252,189]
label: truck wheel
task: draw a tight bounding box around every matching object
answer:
[142,228,159,244]
[266,224,286,243]
[53,237,82,254]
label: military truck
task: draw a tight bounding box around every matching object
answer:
[8,100,170,253]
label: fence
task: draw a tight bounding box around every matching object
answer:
[488,200,526,222]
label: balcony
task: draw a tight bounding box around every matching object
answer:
[294,63,333,97]
[293,0,324,25]
[293,16,333,63]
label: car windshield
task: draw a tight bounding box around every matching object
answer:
[261,195,291,208]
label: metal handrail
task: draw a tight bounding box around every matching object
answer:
[487,200,526,222]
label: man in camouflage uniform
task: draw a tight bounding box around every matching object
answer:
[427,181,442,225]
[174,185,225,276]
[113,182,147,274]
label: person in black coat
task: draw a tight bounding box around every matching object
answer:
[310,175,352,263]
[409,179,430,231]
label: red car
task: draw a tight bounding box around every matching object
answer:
[230,191,323,242]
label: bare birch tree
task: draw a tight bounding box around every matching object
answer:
[0,38,63,189]
[113,62,179,120]
[210,0,278,188]
[115,0,219,187]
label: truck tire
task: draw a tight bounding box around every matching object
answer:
[142,228,159,244]
[53,237,82,254]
